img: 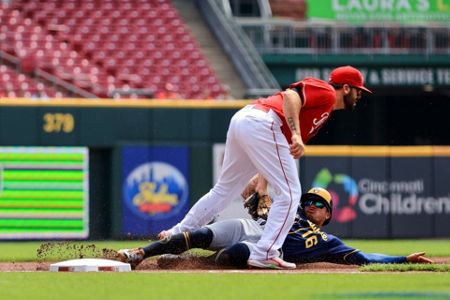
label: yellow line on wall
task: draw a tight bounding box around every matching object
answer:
[306,146,450,157]
[433,147,450,156]
[0,98,251,109]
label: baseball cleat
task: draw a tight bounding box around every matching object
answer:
[247,257,296,270]
[116,248,145,270]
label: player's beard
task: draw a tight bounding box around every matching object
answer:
[343,94,356,111]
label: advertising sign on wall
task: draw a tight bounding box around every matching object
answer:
[307,0,450,24]
[121,146,189,237]
[303,146,450,238]
[295,67,450,87]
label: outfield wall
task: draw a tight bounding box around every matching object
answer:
[0,98,245,239]
[0,99,449,239]
[302,146,450,238]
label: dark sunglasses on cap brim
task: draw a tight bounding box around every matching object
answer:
[303,200,326,209]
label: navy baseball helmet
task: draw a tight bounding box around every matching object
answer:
[300,187,333,225]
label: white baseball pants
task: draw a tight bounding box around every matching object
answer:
[205,218,264,250]
[169,105,301,260]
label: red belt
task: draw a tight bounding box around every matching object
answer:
[252,104,270,112]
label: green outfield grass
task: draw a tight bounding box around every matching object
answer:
[1,272,450,300]
[361,263,450,272]
[344,239,450,257]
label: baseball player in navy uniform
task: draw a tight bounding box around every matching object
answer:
[117,187,432,269]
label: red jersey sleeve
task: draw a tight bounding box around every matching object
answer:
[254,78,336,144]
[287,78,336,143]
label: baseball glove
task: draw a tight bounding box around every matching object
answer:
[243,193,272,220]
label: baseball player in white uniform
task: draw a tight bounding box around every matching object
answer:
[158,66,372,269]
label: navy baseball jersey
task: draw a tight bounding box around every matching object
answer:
[281,211,407,265]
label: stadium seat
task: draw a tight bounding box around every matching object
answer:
[1,0,225,99]
[0,63,63,98]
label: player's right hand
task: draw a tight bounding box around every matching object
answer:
[406,252,434,264]
[289,134,305,159]
[157,230,172,242]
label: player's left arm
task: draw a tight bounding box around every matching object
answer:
[344,251,407,265]
[313,235,434,265]
[344,251,433,265]
[282,89,304,159]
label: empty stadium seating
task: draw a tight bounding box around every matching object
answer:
[0,0,225,99]
[0,64,63,98]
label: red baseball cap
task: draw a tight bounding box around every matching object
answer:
[329,66,372,93]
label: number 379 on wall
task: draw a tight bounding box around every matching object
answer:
[43,113,75,133]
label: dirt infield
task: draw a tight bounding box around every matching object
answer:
[0,261,358,272]
[1,257,450,273]
[1,242,447,272]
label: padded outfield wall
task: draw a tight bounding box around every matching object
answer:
[0,99,449,239]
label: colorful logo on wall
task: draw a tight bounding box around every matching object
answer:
[312,168,358,223]
[123,161,189,221]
